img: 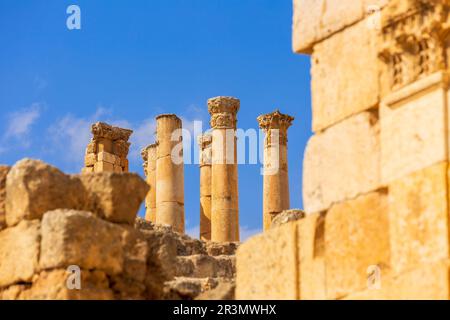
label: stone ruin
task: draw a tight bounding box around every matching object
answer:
[0,160,236,300]
[2,0,449,301]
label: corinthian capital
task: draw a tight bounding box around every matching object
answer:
[208,96,240,129]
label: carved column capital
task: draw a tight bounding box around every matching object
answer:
[257,110,294,146]
[208,96,240,129]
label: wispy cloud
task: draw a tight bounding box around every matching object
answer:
[1,103,43,153]
[4,104,41,140]
[47,107,111,167]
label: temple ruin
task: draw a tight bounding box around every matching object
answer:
[2,0,450,301]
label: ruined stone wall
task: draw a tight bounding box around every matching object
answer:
[236,0,450,300]
[0,160,236,300]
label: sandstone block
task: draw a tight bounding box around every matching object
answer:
[79,172,149,225]
[86,141,97,154]
[344,260,450,300]
[81,167,94,174]
[97,138,113,153]
[0,165,10,230]
[388,163,449,275]
[297,213,326,300]
[97,151,116,164]
[325,192,390,299]
[303,112,380,213]
[5,159,84,227]
[381,78,447,184]
[293,0,389,54]
[311,18,380,131]
[94,161,114,172]
[236,223,298,300]
[40,210,124,275]
[0,220,40,288]
[84,153,96,167]
[121,226,149,282]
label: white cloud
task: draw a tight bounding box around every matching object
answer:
[128,118,157,161]
[1,103,43,153]
[4,104,41,140]
[47,107,111,167]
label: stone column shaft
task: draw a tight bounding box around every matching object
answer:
[208,96,240,242]
[198,133,212,241]
[155,114,185,233]
[142,144,157,223]
[258,110,294,231]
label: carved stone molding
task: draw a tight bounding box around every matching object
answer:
[379,0,450,92]
[91,122,133,142]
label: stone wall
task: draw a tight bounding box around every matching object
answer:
[0,159,236,300]
[236,0,450,300]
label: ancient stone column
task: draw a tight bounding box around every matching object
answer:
[198,133,212,241]
[257,110,294,231]
[142,143,157,223]
[208,96,240,242]
[155,114,185,233]
[83,122,132,173]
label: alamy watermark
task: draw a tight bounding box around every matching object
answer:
[66,5,81,30]
[66,265,81,290]
[168,121,283,175]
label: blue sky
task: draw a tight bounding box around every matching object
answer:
[0,0,312,240]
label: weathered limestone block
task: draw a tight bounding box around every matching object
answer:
[0,220,40,288]
[297,213,326,300]
[79,172,149,225]
[293,0,389,54]
[388,162,449,275]
[311,18,380,131]
[84,153,96,167]
[23,269,114,300]
[0,166,10,230]
[39,210,124,276]
[381,73,447,184]
[303,112,380,213]
[5,159,84,227]
[236,223,298,300]
[344,260,450,300]
[121,226,149,283]
[325,192,390,300]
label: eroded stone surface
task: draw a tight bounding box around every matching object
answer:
[39,210,124,275]
[0,220,40,288]
[0,166,10,230]
[303,112,380,213]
